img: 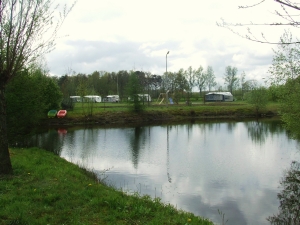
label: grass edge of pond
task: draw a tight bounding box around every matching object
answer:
[45,101,280,127]
[0,148,215,225]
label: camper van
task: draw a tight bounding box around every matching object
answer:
[70,96,82,102]
[139,94,151,102]
[205,92,233,102]
[128,94,152,102]
[84,95,102,103]
[106,95,120,102]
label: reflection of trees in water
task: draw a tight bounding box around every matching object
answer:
[27,129,65,155]
[245,120,285,145]
[167,125,171,183]
[61,130,76,160]
[196,120,237,133]
[226,121,236,132]
[8,128,36,147]
[129,127,146,169]
[246,120,268,144]
[185,123,193,139]
[79,128,98,162]
[268,161,300,225]
[129,125,170,175]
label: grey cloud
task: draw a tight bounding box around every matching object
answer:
[47,37,272,82]
[194,38,272,79]
[47,39,180,75]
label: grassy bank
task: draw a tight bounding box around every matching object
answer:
[1,148,214,225]
[46,101,280,126]
[69,101,280,115]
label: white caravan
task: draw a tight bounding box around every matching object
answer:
[106,95,120,102]
[84,95,102,103]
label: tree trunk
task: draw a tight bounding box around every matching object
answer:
[0,81,13,175]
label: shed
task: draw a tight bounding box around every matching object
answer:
[205,92,233,102]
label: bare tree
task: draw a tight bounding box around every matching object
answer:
[224,66,239,94]
[240,71,246,100]
[194,65,207,95]
[269,30,300,85]
[217,0,300,44]
[185,66,196,105]
[0,0,76,175]
[206,66,217,92]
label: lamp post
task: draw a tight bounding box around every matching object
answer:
[166,51,171,182]
[166,51,169,74]
[117,73,119,102]
[166,51,169,106]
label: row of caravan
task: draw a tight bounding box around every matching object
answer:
[70,95,119,103]
[70,94,152,103]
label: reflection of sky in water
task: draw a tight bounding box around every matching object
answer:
[35,120,300,225]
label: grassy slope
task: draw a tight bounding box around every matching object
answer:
[1,148,214,225]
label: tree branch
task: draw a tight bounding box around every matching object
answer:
[238,0,266,9]
[217,1,300,44]
[275,0,300,11]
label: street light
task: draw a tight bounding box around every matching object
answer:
[166,51,171,183]
[166,51,169,74]
[166,51,169,106]
[117,73,119,101]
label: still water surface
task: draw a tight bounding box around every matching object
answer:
[31,119,300,225]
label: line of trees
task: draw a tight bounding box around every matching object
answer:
[55,65,258,104]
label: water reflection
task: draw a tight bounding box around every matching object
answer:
[129,127,145,168]
[245,120,286,145]
[22,129,61,155]
[268,161,300,225]
[27,119,300,225]
[167,125,171,183]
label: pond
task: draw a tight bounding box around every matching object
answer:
[30,119,300,225]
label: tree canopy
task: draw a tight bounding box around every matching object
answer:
[127,71,145,113]
[268,31,300,138]
[6,66,62,143]
[245,86,269,116]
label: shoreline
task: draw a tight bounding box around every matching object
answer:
[43,108,279,127]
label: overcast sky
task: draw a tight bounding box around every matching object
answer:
[46,0,296,86]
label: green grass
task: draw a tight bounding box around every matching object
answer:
[66,101,280,119]
[0,148,214,225]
